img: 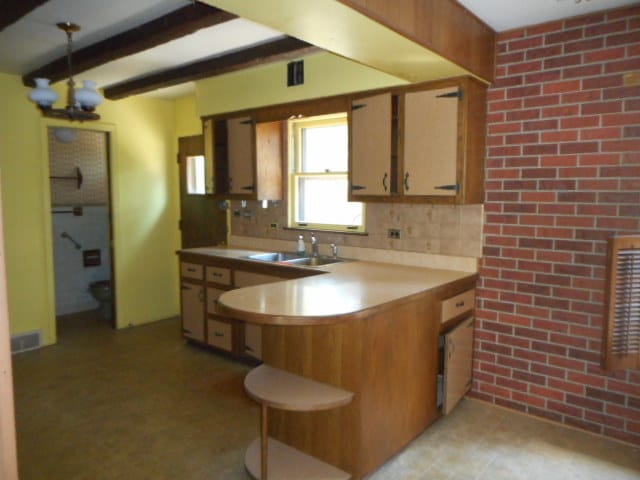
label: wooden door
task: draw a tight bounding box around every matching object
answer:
[403,88,459,196]
[181,282,205,342]
[443,316,474,415]
[179,135,227,248]
[227,117,255,195]
[350,93,392,197]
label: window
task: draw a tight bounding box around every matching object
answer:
[186,155,206,194]
[288,114,365,232]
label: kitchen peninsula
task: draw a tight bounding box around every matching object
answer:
[179,246,478,479]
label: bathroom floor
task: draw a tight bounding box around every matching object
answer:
[11,312,640,480]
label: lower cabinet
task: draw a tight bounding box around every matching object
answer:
[181,282,205,342]
[207,317,234,351]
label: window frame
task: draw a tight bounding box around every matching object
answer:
[287,113,365,233]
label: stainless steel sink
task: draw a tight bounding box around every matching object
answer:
[245,252,345,267]
[246,252,304,262]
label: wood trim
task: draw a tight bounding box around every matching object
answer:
[0,179,18,480]
[22,3,237,87]
[336,0,496,82]
[104,37,319,100]
[0,0,48,32]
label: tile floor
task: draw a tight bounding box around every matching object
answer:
[12,312,640,480]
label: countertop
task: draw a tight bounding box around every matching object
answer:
[179,246,477,325]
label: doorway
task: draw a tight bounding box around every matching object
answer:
[48,127,115,330]
[178,135,227,247]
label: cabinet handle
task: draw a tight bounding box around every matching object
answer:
[245,346,254,352]
[198,289,204,302]
[241,185,255,191]
[434,184,460,192]
[182,328,192,334]
[404,172,410,192]
[187,267,196,272]
[456,301,465,308]
[351,184,366,191]
[382,172,388,192]
[181,285,191,291]
[214,331,224,337]
[212,272,222,277]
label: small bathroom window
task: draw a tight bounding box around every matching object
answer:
[186,155,206,195]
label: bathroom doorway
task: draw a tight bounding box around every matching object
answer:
[48,127,115,329]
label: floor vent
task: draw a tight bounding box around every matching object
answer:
[11,330,43,354]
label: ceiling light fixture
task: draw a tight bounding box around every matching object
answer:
[29,22,103,121]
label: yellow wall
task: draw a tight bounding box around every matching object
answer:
[0,72,181,344]
[175,95,202,138]
[196,51,407,116]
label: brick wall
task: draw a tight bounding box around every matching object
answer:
[474,5,640,445]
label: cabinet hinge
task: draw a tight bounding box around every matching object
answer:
[434,183,460,192]
[436,89,463,99]
[352,104,366,111]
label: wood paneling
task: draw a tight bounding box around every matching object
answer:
[337,0,496,82]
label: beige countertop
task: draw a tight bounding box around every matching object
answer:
[179,246,477,325]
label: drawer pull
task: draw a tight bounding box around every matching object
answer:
[214,331,224,337]
[456,301,465,308]
[213,273,222,277]
[245,346,254,352]
[187,267,196,272]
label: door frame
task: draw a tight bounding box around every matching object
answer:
[40,119,117,343]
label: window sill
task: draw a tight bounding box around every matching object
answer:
[283,226,368,236]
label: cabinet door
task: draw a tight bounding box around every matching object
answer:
[350,93,392,197]
[403,88,459,196]
[443,316,474,415]
[227,117,255,195]
[181,282,205,341]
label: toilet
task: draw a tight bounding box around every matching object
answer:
[89,280,112,319]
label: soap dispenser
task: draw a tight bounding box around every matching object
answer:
[296,235,306,256]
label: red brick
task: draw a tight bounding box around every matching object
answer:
[554,263,592,277]
[567,394,604,411]
[498,313,533,327]
[538,204,574,215]
[529,385,565,402]
[513,370,547,385]
[565,417,603,434]
[509,36,544,51]
[550,333,587,349]
[597,216,639,230]
[489,99,523,112]
[514,347,548,364]
[584,46,627,63]
[606,57,640,73]
[545,28,583,45]
[506,133,539,144]
[481,362,511,377]
[548,355,585,372]
[525,70,562,84]
[562,90,601,104]
[507,60,543,75]
[580,127,622,140]
[579,153,621,166]
[606,30,640,47]
[558,166,598,178]
[531,363,566,379]
[568,348,600,363]
[527,45,562,60]
[543,79,581,94]
[548,400,582,417]
[504,156,539,168]
[585,411,625,429]
[542,105,580,117]
[522,191,555,202]
[542,130,578,143]
[548,378,585,395]
[479,383,512,399]
[527,21,563,36]
[497,355,530,372]
[581,101,623,115]
[606,404,640,421]
[536,251,573,263]
[535,228,573,240]
[497,376,529,392]
[512,391,546,409]
[565,13,605,28]
[597,191,640,204]
[544,54,582,69]
[540,155,578,167]
[506,110,541,122]
[583,74,624,90]
[603,85,640,100]
[497,51,525,65]
[585,20,627,37]
[564,37,604,53]
[488,122,522,134]
[602,139,640,152]
[560,142,600,154]
[561,116,600,129]
[524,94,562,108]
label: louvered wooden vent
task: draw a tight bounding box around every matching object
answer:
[603,235,640,371]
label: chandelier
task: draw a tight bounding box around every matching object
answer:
[29,22,103,121]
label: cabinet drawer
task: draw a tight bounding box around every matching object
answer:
[207,287,226,314]
[181,262,203,280]
[206,266,231,285]
[207,319,233,351]
[234,270,281,288]
[441,289,475,323]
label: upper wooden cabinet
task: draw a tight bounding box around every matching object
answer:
[349,93,393,197]
[349,76,486,205]
[203,117,283,201]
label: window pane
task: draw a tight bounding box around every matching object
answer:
[186,155,205,195]
[296,176,363,226]
[301,124,348,173]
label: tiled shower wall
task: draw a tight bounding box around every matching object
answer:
[230,200,484,258]
[49,128,111,315]
[475,6,640,445]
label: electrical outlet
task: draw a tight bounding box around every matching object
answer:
[388,229,401,239]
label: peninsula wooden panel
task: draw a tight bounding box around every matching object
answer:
[338,0,496,82]
[262,294,440,479]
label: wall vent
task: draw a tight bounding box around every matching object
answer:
[11,330,43,354]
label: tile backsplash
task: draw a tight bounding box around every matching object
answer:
[230,201,483,258]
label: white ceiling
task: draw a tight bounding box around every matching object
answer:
[0,0,637,99]
[458,0,640,32]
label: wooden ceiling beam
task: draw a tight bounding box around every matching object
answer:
[103,36,319,100]
[22,3,237,87]
[0,0,49,32]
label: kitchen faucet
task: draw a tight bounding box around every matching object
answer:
[310,232,319,257]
